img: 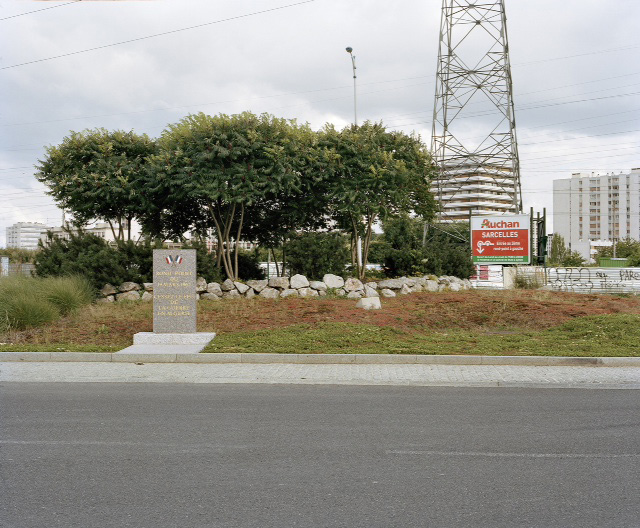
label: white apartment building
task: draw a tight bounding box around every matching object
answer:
[433,164,520,222]
[5,222,51,250]
[553,168,640,261]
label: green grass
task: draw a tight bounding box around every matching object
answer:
[204,314,640,357]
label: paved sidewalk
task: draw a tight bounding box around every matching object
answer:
[1,361,639,388]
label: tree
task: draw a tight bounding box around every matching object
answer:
[548,234,586,267]
[142,112,309,280]
[320,122,436,281]
[36,129,156,242]
[595,237,640,262]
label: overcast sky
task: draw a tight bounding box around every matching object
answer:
[1,0,639,246]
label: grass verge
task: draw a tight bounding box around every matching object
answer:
[204,314,640,357]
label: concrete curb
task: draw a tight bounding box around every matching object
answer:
[1,351,639,366]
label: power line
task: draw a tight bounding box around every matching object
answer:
[0,0,82,22]
[0,0,316,71]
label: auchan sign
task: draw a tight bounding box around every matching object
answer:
[471,214,530,264]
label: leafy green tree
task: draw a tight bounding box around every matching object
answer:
[548,234,586,267]
[142,112,309,280]
[595,237,640,262]
[548,234,569,266]
[285,232,350,279]
[320,122,436,281]
[36,129,156,242]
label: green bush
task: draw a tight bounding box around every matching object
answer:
[35,231,130,291]
[285,232,349,279]
[380,215,474,279]
[234,250,265,281]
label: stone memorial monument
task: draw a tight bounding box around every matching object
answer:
[118,249,215,354]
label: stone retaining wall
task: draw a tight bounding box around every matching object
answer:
[98,273,472,303]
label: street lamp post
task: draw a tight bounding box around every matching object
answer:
[346,46,363,272]
[346,47,357,126]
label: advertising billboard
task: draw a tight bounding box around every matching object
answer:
[471,215,530,264]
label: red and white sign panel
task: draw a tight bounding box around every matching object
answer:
[471,215,530,264]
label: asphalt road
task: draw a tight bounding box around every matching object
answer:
[1,383,639,528]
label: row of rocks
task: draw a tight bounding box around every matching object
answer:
[98,274,472,303]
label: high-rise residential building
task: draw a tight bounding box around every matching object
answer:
[553,168,640,261]
[5,222,50,250]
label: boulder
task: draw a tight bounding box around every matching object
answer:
[221,279,235,291]
[410,284,424,293]
[196,276,208,293]
[403,278,417,287]
[298,287,318,297]
[234,282,250,294]
[380,288,396,298]
[116,291,140,302]
[96,296,114,304]
[309,280,327,292]
[463,279,473,290]
[356,297,382,310]
[119,282,140,292]
[318,290,327,297]
[222,290,241,299]
[346,291,363,299]
[246,279,268,292]
[290,274,310,289]
[366,281,378,290]
[449,282,461,292]
[424,280,439,292]
[245,288,255,300]
[364,285,379,298]
[268,276,290,290]
[259,287,280,299]
[101,283,117,296]
[398,284,411,295]
[344,278,364,292]
[280,289,299,298]
[323,274,345,289]
[438,283,447,292]
[334,288,346,297]
[377,279,404,290]
[207,282,223,296]
[143,282,154,292]
[200,293,221,301]
[140,291,153,302]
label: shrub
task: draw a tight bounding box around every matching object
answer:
[35,231,129,291]
[380,215,474,279]
[285,232,349,279]
[234,250,265,281]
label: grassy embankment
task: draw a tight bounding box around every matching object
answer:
[1,288,639,356]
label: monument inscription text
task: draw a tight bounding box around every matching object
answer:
[153,250,197,333]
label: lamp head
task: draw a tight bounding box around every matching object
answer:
[346,47,353,54]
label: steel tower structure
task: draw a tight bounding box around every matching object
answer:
[431,0,522,222]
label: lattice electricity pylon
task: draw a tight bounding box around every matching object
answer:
[431,0,522,222]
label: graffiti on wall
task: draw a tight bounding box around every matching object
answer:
[545,267,640,294]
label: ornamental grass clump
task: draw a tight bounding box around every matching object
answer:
[0,275,94,331]
[41,276,94,316]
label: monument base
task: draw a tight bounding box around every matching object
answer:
[117,332,216,355]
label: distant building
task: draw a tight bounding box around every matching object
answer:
[6,222,51,250]
[41,221,140,246]
[553,168,640,261]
